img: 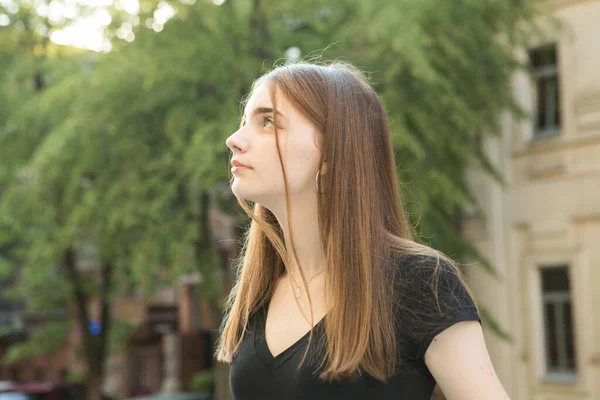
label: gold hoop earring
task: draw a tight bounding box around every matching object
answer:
[316,170,326,194]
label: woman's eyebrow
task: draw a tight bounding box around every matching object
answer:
[245,107,287,120]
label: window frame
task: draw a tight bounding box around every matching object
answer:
[539,265,577,382]
[529,44,561,139]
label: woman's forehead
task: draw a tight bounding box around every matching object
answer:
[245,82,290,115]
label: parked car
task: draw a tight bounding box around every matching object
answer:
[0,382,72,400]
[126,393,214,400]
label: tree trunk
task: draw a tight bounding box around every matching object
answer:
[64,249,114,400]
[64,248,97,395]
[96,262,114,396]
[87,372,103,400]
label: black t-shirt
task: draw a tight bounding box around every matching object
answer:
[227,254,481,399]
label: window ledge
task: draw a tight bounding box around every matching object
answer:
[532,128,561,140]
[541,371,578,384]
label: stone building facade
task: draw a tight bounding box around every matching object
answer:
[464,1,600,399]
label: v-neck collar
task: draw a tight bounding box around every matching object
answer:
[254,304,326,374]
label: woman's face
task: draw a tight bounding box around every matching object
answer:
[226,81,322,210]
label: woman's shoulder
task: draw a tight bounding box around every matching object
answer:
[393,252,477,312]
[393,253,459,289]
[392,252,481,361]
[395,252,454,273]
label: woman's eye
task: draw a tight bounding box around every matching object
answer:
[262,117,274,128]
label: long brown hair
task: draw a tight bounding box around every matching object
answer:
[215,61,477,382]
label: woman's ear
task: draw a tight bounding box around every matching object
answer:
[321,161,328,175]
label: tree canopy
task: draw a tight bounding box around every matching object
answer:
[0,0,544,393]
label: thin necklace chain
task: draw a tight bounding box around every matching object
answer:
[290,268,326,299]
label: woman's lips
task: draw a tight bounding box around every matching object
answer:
[231,165,251,173]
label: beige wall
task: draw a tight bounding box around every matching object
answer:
[464,1,600,399]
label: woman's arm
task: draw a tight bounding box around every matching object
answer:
[425,320,511,400]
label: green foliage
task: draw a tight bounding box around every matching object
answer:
[2,321,69,365]
[108,318,140,351]
[0,0,546,372]
[65,369,88,385]
[0,316,24,339]
[189,369,215,394]
[0,256,12,279]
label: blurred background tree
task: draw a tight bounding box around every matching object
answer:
[0,0,542,398]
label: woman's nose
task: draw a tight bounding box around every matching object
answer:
[226,130,249,153]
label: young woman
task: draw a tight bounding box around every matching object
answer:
[217,61,510,400]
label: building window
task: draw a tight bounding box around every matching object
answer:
[529,44,560,138]
[541,266,577,381]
